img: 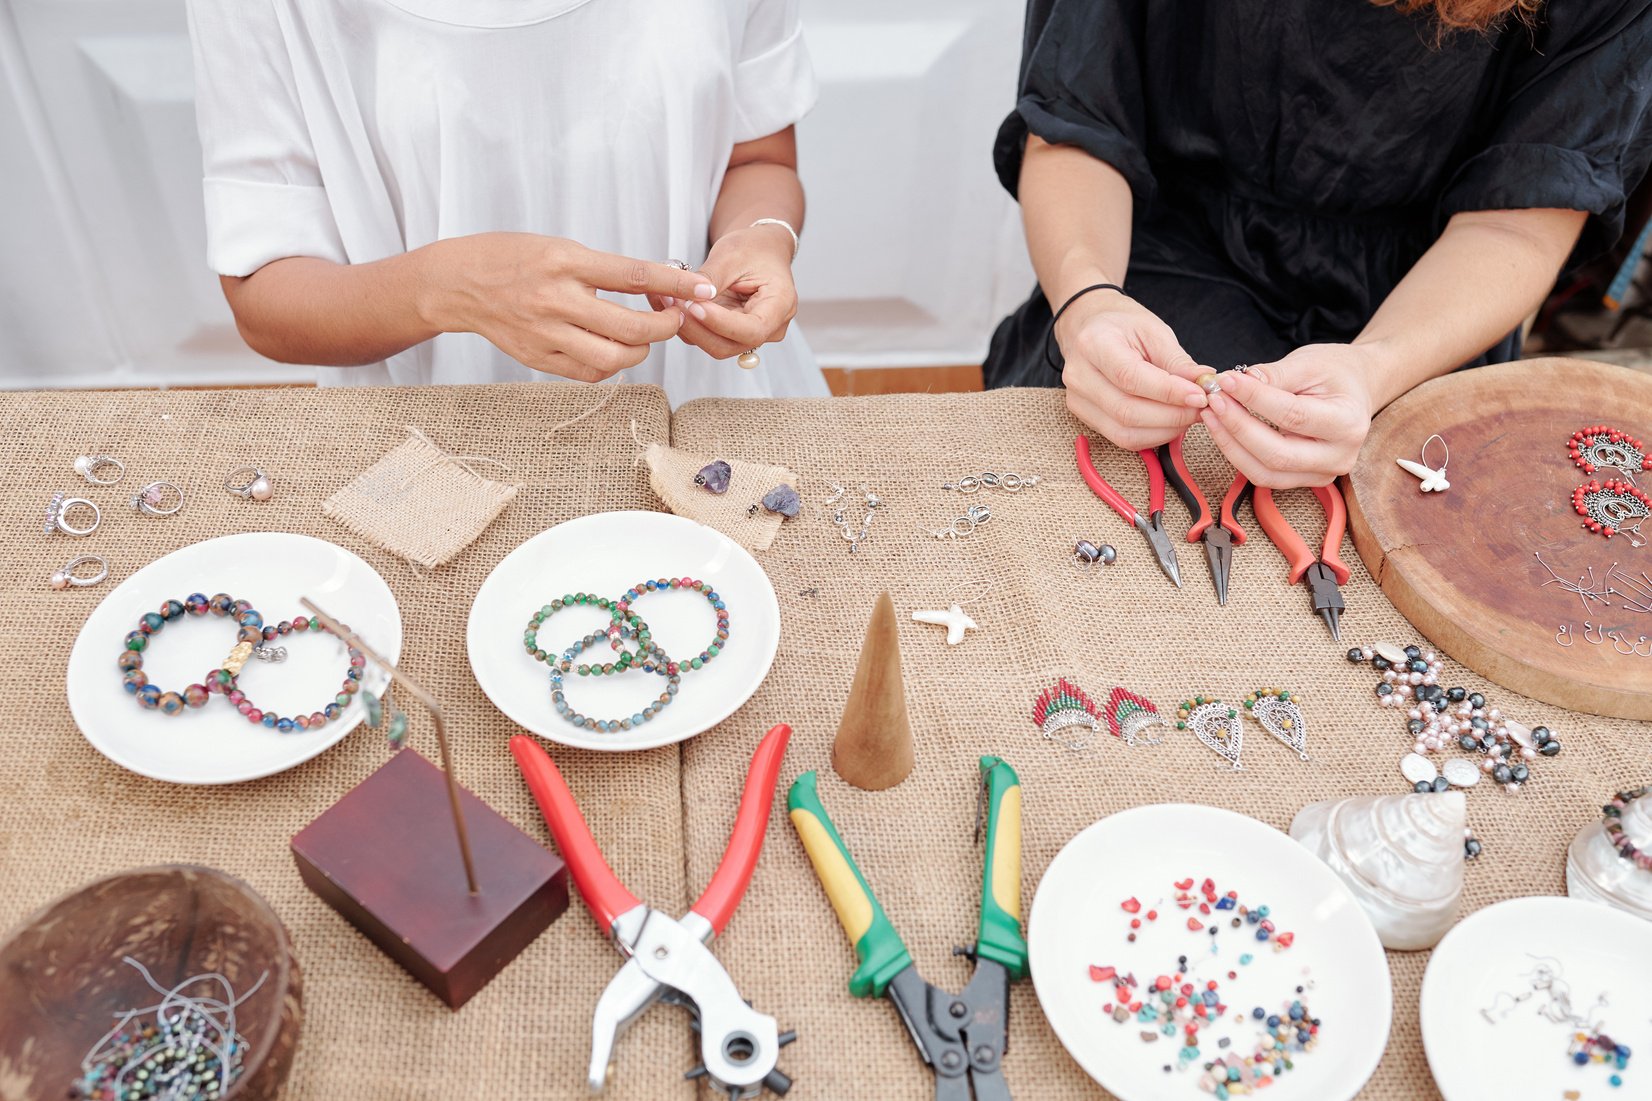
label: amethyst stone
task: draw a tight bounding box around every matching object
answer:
[695,460,732,494]
[761,484,801,519]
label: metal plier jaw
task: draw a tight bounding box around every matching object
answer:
[511,725,796,1099]
[590,907,783,1096]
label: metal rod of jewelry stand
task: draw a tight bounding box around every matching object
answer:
[301,597,479,895]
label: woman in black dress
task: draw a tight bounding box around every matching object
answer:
[987,0,1652,488]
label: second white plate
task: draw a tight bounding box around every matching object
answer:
[466,511,780,751]
[1028,804,1391,1101]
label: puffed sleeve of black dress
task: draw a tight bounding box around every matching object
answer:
[993,0,1154,204]
[1441,0,1652,261]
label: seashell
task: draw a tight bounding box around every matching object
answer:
[1372,642,1410,666]
[1290,791,1465,949]
[1567,789,1652,923]
[1399,752,1438,785]
[1441,758,1480,788]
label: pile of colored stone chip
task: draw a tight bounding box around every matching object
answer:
[1568,1028,1631,1089]
[1197,995,1321,1097]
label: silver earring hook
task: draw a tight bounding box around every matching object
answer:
[1583,620,1606,645]
[1422,433,1449,471]
[1555,623,1574,647]
[1635,635,1652,658]
[1609,629,1637,655]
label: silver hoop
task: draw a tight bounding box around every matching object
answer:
[44,493,100,536]
[49,554,108,590]
[73,454,125,485]
[225,465,273,501]
[130,480,185,517]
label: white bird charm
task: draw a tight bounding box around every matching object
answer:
[1396,457,1450,493]
[912,603,978,645]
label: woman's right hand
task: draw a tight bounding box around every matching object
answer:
[420,233,719,381]
[1055,289,1210,449]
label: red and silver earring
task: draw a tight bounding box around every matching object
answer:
[1572,478,1651,546]
[1569,425,1651,483]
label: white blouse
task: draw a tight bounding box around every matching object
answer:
[186,0,827,406]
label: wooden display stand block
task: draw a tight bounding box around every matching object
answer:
[292,749,567,1008]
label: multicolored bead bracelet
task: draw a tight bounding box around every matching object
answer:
[211,615,365,733]
[550,627,681,733]
[1603,786,1652,871]
[119,592,262,715]
[608,577,729,675]
[525,594,652,677]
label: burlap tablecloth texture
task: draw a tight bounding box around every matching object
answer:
[1,382,1647,1101]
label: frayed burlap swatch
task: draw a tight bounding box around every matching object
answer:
[644,442,798,551]
[323,427,517,569]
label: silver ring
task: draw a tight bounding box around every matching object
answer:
[73,454,125,485]
[44,493,100,536]
[50,554,108,590]
[130,480,185,517]
[225,465,273,500]
[664,259,689,270]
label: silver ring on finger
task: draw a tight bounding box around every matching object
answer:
[45,493,100,536]
[130,480,185,517]
[664,259,689,271]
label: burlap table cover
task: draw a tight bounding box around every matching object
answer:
[0,384,695,1100]
[3,381,1648,1100]
[670,388,1652,1101]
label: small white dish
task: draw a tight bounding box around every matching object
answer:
[1421,896,1652,1100]
[1028,804,1391,1101]
[466,511,780,752]
[66,533,399,785]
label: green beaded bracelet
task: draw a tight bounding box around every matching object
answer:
[524,593,654,677]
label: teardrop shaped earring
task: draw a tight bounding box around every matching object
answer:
[1243,687,1310,761]
[1176,695,1243,770]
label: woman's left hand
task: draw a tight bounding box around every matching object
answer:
[1199,343,1381,489]
[659,224,798,360]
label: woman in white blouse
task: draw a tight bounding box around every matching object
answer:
[186,0,827,405]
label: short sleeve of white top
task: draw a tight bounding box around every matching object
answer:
[186,0,826,406]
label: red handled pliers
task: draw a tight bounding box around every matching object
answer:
[1156,435,1250,606]
[1247,481,1352,640]
[1074,436,1182,587]
[511,723,796,1098]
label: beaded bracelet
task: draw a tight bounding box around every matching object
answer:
[211,615,365,733]
[608,577,729,675]
[525,594,657,677]
[120,592,263,715]
[550,626,681,733]
[1603,787,1652,871]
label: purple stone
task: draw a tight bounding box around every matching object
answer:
[695,460,732,494]
[761,484,801,519]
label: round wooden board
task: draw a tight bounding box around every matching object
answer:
[1343,356,1652,720]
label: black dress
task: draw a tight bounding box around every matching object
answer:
[985,0,1652,387]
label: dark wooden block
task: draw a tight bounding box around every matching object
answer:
[291,748,567,1009]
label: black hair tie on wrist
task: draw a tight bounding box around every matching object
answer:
[1044,282,1127,373]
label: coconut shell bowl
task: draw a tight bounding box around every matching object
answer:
[0,865,302,1101]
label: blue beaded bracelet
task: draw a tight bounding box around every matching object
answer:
[551,626,680,733]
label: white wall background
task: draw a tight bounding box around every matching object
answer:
[0,0,1034,389]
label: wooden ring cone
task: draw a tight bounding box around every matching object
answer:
[831,591,915,790]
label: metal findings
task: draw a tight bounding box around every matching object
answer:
[925,503,990,541]
[1033,678,1101,750]
[44,492,100,536]
[130,480,185,517]
[824,482,880,551]
[1176,696,1243,770]
[73,453,125,485]
[225,465,274,501]
[1244,687,1310,760]
[1396,434,1450,493]
[941,471,1042,493]
[49,554,108,590]
[1073,539,1118,569]
[1102,687,1168,747]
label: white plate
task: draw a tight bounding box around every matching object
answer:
[466,511,780,751]
[1422,896,1652,1099]
[66,533,400,785]
[1028,804,1391,1101]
